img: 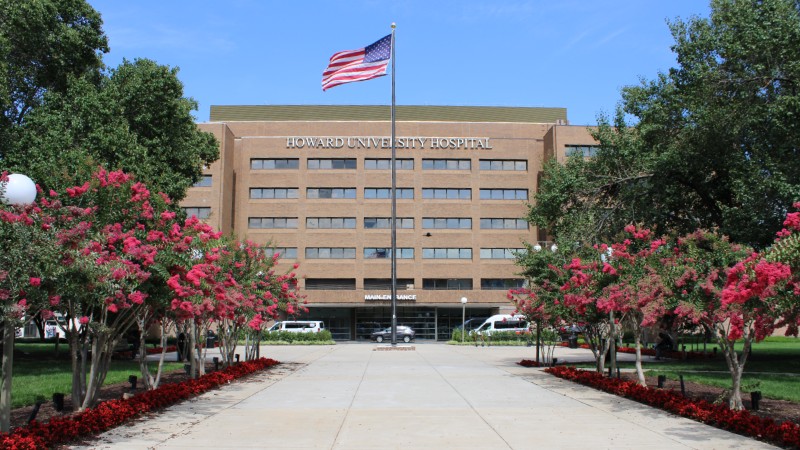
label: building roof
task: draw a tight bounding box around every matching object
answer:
[209,105,568,124]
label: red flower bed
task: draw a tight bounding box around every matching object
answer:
[517,359,543,367]
[545,366,800,449]
[0,358,279,449]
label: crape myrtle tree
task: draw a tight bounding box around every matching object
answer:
[165,233,304,378]
[593,227,673,386]
[0,173,65,431]
[49,169,176,411]
[667,205,800,410]
[531,0,800,250]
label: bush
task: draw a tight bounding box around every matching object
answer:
[262,330,333,343]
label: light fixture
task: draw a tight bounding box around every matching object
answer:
[1,173,37,205]
[550,243,558,253]
[424,232,432,237]
[533,244,542,252]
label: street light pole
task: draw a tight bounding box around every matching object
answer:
[460,297,467,343]
[0,173,37,432]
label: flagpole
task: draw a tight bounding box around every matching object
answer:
[389,22,398,347]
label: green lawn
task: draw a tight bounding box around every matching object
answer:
[10,342,183,408]
[573,337,800,402]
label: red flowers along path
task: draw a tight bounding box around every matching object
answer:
[543,366,800,449]
[0,358,280,449]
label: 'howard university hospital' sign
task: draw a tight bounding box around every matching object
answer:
[286,136,492,150]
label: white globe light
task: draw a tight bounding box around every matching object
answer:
[550,244,558,253]
[533,244,542,252]
[1,174,37,205]
[461,297,468,304]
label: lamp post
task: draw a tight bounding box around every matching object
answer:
[0,173,37,432]
[460,297,467,343]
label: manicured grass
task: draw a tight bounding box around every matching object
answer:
[11,342,183,408]
[572,337,800,402]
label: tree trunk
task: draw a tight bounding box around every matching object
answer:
[633,330,646,386]
[0,322,15,432]
[189,321,197,379]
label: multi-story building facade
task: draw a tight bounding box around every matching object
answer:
[182,105,597,340]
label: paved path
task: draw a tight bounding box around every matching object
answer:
[72,344,777,450]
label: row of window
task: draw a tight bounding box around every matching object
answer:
[247,217,529,230]
[269,247,525,260]
[303,278,526,291]
[252,188,528,200]
[250,158,528,171]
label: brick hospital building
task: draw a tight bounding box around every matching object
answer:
[183,105,597,340]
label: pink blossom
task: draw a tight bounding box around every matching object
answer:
[79,316,90,325]
[29,277,41,287]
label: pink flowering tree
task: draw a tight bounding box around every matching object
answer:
[664,228,786,410]
[48,169,175,410]
[595,227,672,386]
[511,242,577,364]
[211,242,304,366]
[0,174,66,431]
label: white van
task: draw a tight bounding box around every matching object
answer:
[268,321,325,333]
[472,314,529,336]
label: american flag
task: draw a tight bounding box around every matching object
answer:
[322,34,392,91]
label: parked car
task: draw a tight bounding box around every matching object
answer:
[454,317,488,332]
[268,321,325,333]
[356,322,384,339]
[471,314,529,336]
[371,325,415,343]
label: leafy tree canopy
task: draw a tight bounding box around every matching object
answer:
[0,0,218,203]
[532,0,800,249]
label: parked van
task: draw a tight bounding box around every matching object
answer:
[267,321,325,333]
[472,314,529,336]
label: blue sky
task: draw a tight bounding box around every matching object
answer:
[87,0,710,126]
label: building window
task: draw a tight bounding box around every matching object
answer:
[364,278,414,290]
[307,188,357,199]
[480,248,525,259]
[364,248,414,259]
[479,218,529,229]
[251,158,299,170]
[193,175,212,187]
[182,207,211,219]
[250,188,299,199]
[564,145,600,158]
[422,218,472,229]
[364,188,414,199]
[422,248,472,259]
[481,279,526,290]
[479,189,528,200]
[305,279,356,290]
[421,188,471,200]
[307,158,357,169]
[479,160,527,171]
[248,217,298,229]
[267,247,298,259]
[364,158,413,170]
[421,159,471,170]
[305,247,356,259]
[306,217,357,229]
[422,279,473,290]
[364,217,414,229]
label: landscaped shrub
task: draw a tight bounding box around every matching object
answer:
[262,330,333,343]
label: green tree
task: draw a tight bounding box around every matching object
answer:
[532,0,800,249]
[9,58,219,202]
[0,0,107,147]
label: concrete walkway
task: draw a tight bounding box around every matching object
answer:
[72,344,777,450]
